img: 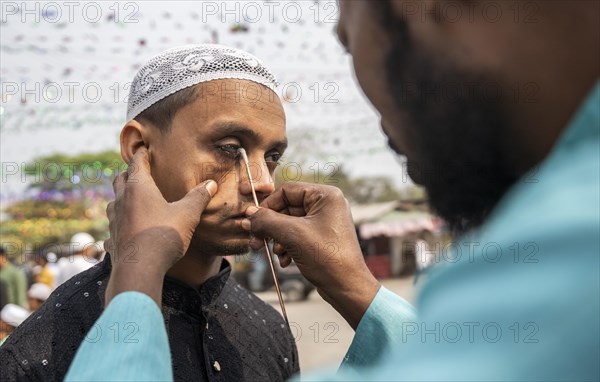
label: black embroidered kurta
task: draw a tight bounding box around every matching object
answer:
[0,255,299,381]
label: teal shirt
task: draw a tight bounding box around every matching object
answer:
[65,292,173,382]
[67,80,600,381]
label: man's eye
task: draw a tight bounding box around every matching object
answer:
[265,152,282,164]
[219,144,241,155]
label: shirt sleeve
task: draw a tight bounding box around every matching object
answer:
[339,286,417,370]
[65,292,173,382]
[290,287,416,382]
[298,224,600,381]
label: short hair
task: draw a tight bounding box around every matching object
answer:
[136,85,201,133]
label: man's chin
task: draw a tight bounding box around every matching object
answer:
[404,159,425,185]
[189,235,251,257]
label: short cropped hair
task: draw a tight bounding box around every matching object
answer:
[135,85,201,133]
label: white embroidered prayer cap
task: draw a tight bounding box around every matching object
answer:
[70,232,95,253]
[28,283,52,302]
[126,44,279,121]
[0,304,30,327]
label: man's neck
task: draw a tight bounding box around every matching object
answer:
[166,252,223,290]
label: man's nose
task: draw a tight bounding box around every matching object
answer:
[239,159,275,197]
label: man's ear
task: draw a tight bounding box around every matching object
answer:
[120,120,150,164]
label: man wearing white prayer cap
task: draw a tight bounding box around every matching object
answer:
[0,44,297,381]
[26,283,51,312]
[0,304,29,346]
[56,232,98,286]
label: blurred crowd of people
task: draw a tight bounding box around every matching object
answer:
[0,232,105,345]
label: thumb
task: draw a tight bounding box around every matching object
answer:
[245,206,302,246]
[175,180,218,217]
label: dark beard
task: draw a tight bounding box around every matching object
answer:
[187,236,250,257]
[381,10,520,234]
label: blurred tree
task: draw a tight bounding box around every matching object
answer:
[346,176,404,204]
[1,151,123,246]
[274,164,404,204]
[401,184,428,201]
[22,150,125,193]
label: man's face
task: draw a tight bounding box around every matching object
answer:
[337,0,521,232]
[0,319,13,336]
[28,297,43,311]
[147,79,286,256]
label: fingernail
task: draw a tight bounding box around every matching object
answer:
[241,218,251,231]
[249,237,262,250]
[205,180,218,196]
[246,206,259,216]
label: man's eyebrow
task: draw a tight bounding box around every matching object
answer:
[272,139,288,152]
[209,121,288,150]
[210,121,260,141]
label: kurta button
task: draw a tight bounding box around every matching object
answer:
[213,361,221,372]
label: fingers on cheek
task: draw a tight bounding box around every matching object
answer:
[278,254,292,268]
[104,239,113,254]
[106,208,114,227]
[240,218,251,231]
[273,242,285,254]
[249,237,263,251]
[250,223,268,239]
[112,172,127,194]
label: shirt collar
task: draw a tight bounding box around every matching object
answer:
[104,254,232,316]
[163,259,232,311]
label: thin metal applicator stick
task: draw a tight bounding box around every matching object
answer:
[238,148,289,325]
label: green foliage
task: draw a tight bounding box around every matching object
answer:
[5,199,98,220]
[345,176,404,204]
[23,150,125,192]
[2,151,121,246]
[274,165,403,204]
[0,218,108,253]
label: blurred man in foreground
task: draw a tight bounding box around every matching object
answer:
[67,1,598,381]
